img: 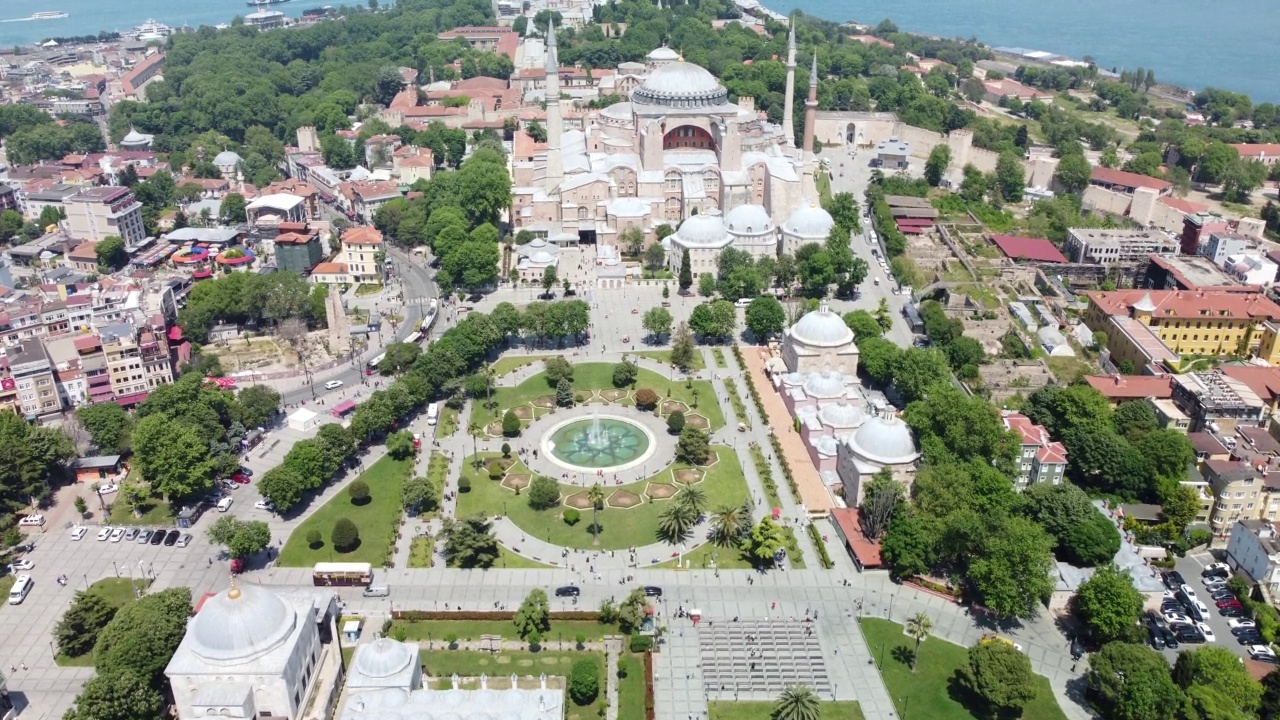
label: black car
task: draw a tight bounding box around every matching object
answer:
[643,586,663,598]
[149,529,166,545]
[554,585,580,597]
[1238,632,1264,645]
[1158,626,1179,649]
[1161,601,1183,613]
[1145,618,1165,650]
[1220,606,1246,618]
[1174,626,1206,644]
[163,529,181,546]
[239,466,254,477]
[1163,571,1187,589]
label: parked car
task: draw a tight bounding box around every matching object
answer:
[1220,606,1247,618]
[124,527,140,542]
[1164,612,1192,626]
[643,586,663,597]
[1179,584,1198,599]
[176,533,193,548]
[70,526,87,541]
[237,467,254,477]
[554,585,581,597]
[1217,598,1244,609]
[163,530,181,546]
[138,529,154,544]
[254,499,276,511]
[1174,625,1206,644]
[216,497,233,513]
[109,527,125,542]
[1195,622,1216,642]
[96,483,119,495]
[1237,631,1264,645]
[1163,571,1187,589]
[1249,645,1278,662]
[18,515,44,527]
[149,529,165,545]
[231,472,251,485]
[8,559,34,572]
[1229,619,1258,632]
[1202,562,1230,577]
[96,526,112,541]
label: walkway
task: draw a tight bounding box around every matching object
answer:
[605,636,622,720]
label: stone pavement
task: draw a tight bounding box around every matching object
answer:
[605,636,622,720]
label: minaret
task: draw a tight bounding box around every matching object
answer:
[782,21,797,147]
[545,20,563,187]
[802,51,818,157]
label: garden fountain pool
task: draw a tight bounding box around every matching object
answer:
[542,411,656,473]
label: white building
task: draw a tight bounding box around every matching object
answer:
[667,212,733,278]
[723,203,778,260]
[780,303,859,375]
[1226,518,1280,594]
[1224,253,1278,287]
[780,200,835,256]
[514,237,561,283]
[834,409,922,505]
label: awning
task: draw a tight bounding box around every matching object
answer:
[114,391,149,407]
[167,326,184,341]
[331,399,356,416]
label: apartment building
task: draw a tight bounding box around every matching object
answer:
[1205,459,1280,534]
[337,226,384,284]
[1225,519,1280,594]
[1171,371,1267,433]
[64,186,146,246]
[1001,412,1068,489]
[1065,228,1179,265]
[6,342,63,421]
[101,320,174,402]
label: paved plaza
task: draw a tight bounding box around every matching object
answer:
[699,618,832,699]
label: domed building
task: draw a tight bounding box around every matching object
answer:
[836,410,922,505]
[120,126,154,150]
[782,303,859,375]
[724,203,778,259]
[781,199,835,255]
[166,581,340,720]
[668,211,732,278]
[213,150,243,180]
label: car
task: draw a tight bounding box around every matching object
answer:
[1163,571,1187,589]
[1220,606,1247,618]
[1211,590,1236,601]
[1145,617,1165,649]
[231,472,251,485]
[1237,631,1264,645]
[1217,598,1244,609]
[1161,602,1183,614]
[1157,626,1179,650]
[1195,622,1216,642]
[150,529,165,545]
[324,380,343,390]
[163,529,180,546]
[96,526,112,541]
[124,527,140,542]
[1249,645,1279,662]
[1204,578,1228,591]
[220,479,238,491]
[1229,619,1258,631]
[1207,585,1231,597]
[1203,562,1230,577]
[254,499,276,511]
[18,514,44,527]
[109,527,125,542]
[554,585,580,597]
[217,497,234,512]
[8,559,34,572]
[238,467,254,477]
[138,529,154,544]
[176,533,193,548]
[643,586,663,597]
[1174,625,1206,644]
[1164,611,1192,626]
[96,482,119,495]
[1180,584,1198,599]
[70,526,87,541]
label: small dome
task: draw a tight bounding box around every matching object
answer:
[601,101,632,120]
[802,371,847,399]
[820,401,866,429]
[530,250,555,264]
[675,212,729,246]
[528,237,547,248]
[850,415,920,466]
[354,637,415,679]
[814,435,840,457]
[789,306,854,348]
[633,61,729,108]
[188,583,296,662]
[213,150,243,167]
[783,200,835,239]
[724,204,774,235]
[647,46,680,62]
[122,127,151,143]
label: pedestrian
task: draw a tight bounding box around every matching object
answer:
[20,663,26,671]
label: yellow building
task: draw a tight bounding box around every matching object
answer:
[1083,289,1280,367]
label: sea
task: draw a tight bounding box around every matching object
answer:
[2,0,1278,102]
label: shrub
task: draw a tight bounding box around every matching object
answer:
[612,361,638,388]
[569,659,600,705]
[629,633,654,653]
[634,388,659,410]
[527,630,542,649]
[458,477,471,493]
[575,632,586,649]
[445,632,458,647]
[502,410,521,437]
[305,529,322,547]
[666,410,685,434]
[501,442,511,458]
[332,518,359,551]
[487,461,504,480]
[563,508,581,525]
[527,476,561,510]
[347,479,370,503]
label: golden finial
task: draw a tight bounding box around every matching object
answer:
[228,573,241,600]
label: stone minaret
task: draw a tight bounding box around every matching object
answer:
[802,52,818,157]
[783,22,797,147]
[545,20,563,187]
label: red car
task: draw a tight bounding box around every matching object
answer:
[1217,599,1244,609]
[231,472,252,485]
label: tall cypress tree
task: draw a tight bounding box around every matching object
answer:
[678,248,693,293]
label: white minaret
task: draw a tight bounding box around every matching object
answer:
[545,20,563,187]
[783,21,797,147]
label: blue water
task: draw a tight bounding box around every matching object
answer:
[764,0,1280,102]
[2,0,1276,101]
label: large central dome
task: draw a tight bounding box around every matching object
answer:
[188,583,297,663]
[633,61,730,108]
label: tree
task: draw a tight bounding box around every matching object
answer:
[1060,512,1122,566]
[541,266,558,296]
[555,378,574,407]
[658,502,698,542]
[891,347,953,403]
[569,658,600,705]
[219,192,247,223]
[513,588,551,640]
[642,306,673,341]
[773,686,821,720]
[643,241,665,272]
[742,515,786,565]
[960,640,1037,717]
[1054,152,1092,193]
[633,388,659,410]
[698,272,717,297]
[677,426,711,465]
[527,475,561,510]
[1260,669,1280,720]
[95,236,128,271]
[669,322,696,371]
[502,410,521,436]
[587,483,604,544]
[678,249,693,292]
[1173,646,1263,714]
[1088,643,1183,720]
[994,151,1026,202]
[905,613,933,672]
[234,385,280,427]
[924,144,951,186]
[56,591,118,657]
[709,504,747,548]
[92,586,192,682]
[612,360,638,388]
[968,516,1055,618]
[881,509,936,579]
[1075,564,1144,643]
[544,356,574,386]
[745,296,786,340]
[860,469,904,540]
[386,431,415,460]
[347,479,371,503]
[825,191,862,235]
[1134,429,1194,481]
[666,410,686,434]
[207,516,271,559]
[257,466,307,511]
[844,310,883,341]
[904,378,1018,469]
[331,517,360,551]
[131,415,214,500]
[76,402,133,453]
[63,668,164,720]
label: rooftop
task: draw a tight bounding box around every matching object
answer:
[1083,374,1175,400]
[1086,288,1280,322]
[1089,166,1172,192]
[990,234,1068,263]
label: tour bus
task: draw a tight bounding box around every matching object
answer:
[312,562,373,587]
[427,402,439,426]
[7,575,32,605]
[367,353,386,373]
[404,331,422,344]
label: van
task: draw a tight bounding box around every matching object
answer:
[8,574,32,605]
[363,585,390,598]
[216,497,234,513]
[427,403,438,426]
[734,297,752,308]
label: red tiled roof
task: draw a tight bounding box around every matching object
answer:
[1036,442,1068,464]
[72,335,101,351]
[1090,166,1172,192]
[312,261,347,274]
[1086,289,1280,322]
[1231,143,1280,160]
[829,508,882,568]
[1220,365,1280,402]
[1083,374,1175,400]
[1158,196,1209,214]
[990,234,1068,263]
[342,226,383,245]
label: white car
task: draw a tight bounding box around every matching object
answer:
[1195,622,1216,642]
[18,515,44,527]
[109,527,126,542]
[97,483,119,495]
[8,559,33,571]
[254,499,275,511]
[1203,562,1230,576]
[1204,580,1228,592]
[1164,611,1192,626]
[96,526,112,541]
[70,526,87,541]
[1249,645,1278,661]
[1180,584,1198,599]
[216,497,233,512]
[324,380,343,390]
[1229,619,1258,631]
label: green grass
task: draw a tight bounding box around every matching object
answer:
[712,348,727,368]
[860,618,1068,720]
[495,545,556,568]
[1045,355,1097,385]
[749,442,783,509]
[618,652,647,720]
[471,362,723,430]
[0,575,13,605]
[279,455,412,567]
[55,578,152,666]
[419,650,606,720]
[492,355,550,377]
[106,487,175,526]
[780,527,807,569]
[457,446,748,551]
[427,452,449,484]
[393,618,611,643]
[354,283,384,296]
[634,349,706,371]
[408,535,434,568]
[722,377,750,428]
[654,540,757,569]
[708,701,865,720]
[438,405,460,438]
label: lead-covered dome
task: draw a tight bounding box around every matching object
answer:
[820,401,866,429]
[633,61,730,108]
[675,212,730,246]
[647,46,680,62]
[354,637,416,679]
[802,371,847,399]
[725,204,774,235]
[850,415,920,466]
[213,150,243,167]
[783,200,835,239]
[188,583,297,662]
[790,306,854,348]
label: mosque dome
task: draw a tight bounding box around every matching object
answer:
[632,61,730,108]
[814,435,840,457]
[789,306,854,348]
[724,204,774,235]
[802,371,847,399]
[121,127,152,146]
[850,415,920,466]
[647,46,680,62]
[601,101,633,121]
[783,200,835,239]
[188,583,297,662]
[530,250,555,264]
[675,212,729,246]
[820,401,866,429]
[213,150,243,167]
[354,637,416,679]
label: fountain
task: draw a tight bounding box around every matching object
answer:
[544,413,653,471]
[585,408,608,448]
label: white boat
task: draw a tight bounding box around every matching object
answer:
[129,18,172,40]
[31,11,69,20]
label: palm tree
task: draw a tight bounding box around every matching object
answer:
[467,421,481,468]
[657,503,697,543]
[773,685,821,720]
[587,483,605,546]
[709,504,744,548]
[89,482,104,512]
[905,612,933,672]
[677,485,707,517]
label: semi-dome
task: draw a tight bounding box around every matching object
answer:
[601,101,633,120]
[724,204,774,235]
[213,150,243,167]
[783,200,835,239]
[802,371,847,399]
[820,401,866,429]
[790,306,854,347]
[188,583,297,662]
[850,415,920,466]
[675,212,729,246]
[632,61,730,108]
[354,637,416,679]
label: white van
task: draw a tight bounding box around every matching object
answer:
[427,403,438,426]
[8,574,32,605]
[734,297,752,308]
[216,497,234,513]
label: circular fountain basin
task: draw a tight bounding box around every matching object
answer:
[541,414,657,474]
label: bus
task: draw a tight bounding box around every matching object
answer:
[404,331,422,344]
[312,562,373,587]
[367,353,386,372]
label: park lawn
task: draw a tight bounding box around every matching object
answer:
[392,618,611,643]
[711,348,727,368]
[456,446,749,551]
[279,455,412,567]
[653,540,757,570]
[354,283,383,297]
[617,652,647,720]
[492,355,550,376]
[859,619,1068,720]
[471,362,724,430]
[438,405,460,438]
[106,485,175,526]
[708,701,864,720]
[55,578,151,666]
[408,535,434,568]
[419,650,606,720]
[0,575,13,605]
[495,545,556,568]
[634,349,706,371]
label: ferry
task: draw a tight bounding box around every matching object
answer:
[128,18,173,41]
[31,11,69,20]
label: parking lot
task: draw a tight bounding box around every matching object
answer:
[1153,550,1277,664]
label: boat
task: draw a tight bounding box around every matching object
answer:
[30,11,69,20]
[128,18,173,41]
[247,0,292,5]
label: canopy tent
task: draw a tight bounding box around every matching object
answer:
[287,407,319,432]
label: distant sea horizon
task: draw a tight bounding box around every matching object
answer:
[3,0,1278,103]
